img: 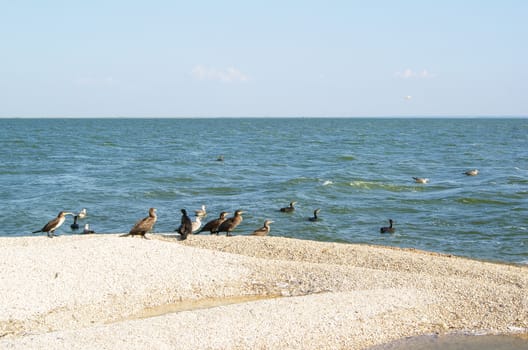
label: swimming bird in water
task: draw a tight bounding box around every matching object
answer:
[77,208,87,219]
[250,220,274,236]
[177,209,193,240]
[197,211,230,235]
[191,216,202,233]
[308,208,321,222]
[217,155,224,162]
[412,177,429,184]
[280,201,296,213]
[120,208,157,239]
[83,224,95,234]
[33,211,73,238]
[380,219,395,234]
[464,169,479,176]
[195,205,207,217]
[217,210,244,236]
[70,215,80,230]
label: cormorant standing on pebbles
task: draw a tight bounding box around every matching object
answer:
[280,201,296,213]
[380,219,395,234]
[197,211,230,235]
[309,209,321,222]
[250,220,273,236]
[121,208,157,239]
[177,209,193,240]
[217,210,244,236]
[33,211,73,238]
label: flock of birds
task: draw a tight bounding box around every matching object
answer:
[32,169,480,239]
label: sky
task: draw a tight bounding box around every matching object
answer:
[1,0,527,117]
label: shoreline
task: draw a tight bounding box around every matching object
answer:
[1,234,527,349]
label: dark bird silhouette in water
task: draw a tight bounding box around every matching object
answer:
[83,224,95,234]
[250,220,274,236]
[280,201,296,213]
[197,211,230,235]
[33,211,73,238]
[464,169,479,176]
[217,210,244,236]
[120,208,157,239]
[177,209,193,240]
[380,219,395,234]
[71,215,80,230]
[308,208,321,222]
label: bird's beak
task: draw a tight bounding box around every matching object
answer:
[65,212,75,216]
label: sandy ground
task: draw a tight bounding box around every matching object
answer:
[0,233,526,349]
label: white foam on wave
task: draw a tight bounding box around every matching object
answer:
[322,180,333,186]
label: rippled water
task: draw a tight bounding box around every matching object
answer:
[0,118,527,264]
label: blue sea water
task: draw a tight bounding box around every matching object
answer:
[0,118,527,264]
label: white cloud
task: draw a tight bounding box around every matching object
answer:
[191,65,249,83]
[395,68,436,79]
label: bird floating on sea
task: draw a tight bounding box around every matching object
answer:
[77,208,87,219]
[33,211,73,238]
[380,219,395,234]
[280,201,296,213]
[195,205,207,217]
[250,220,273,236]
[217,210,244,236]
[71,215,80,230]
[309,209,321,222]
[121,208,157,239]
[412,177,429,184]
[197,211,230,235]
[464,169,479,176]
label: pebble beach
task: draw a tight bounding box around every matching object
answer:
[1,234,527,349]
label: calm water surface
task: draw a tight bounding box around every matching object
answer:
[0,118,526,264]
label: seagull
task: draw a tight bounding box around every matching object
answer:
[250,220,274,236]
[380,219,395,234]
[195,205,207,217]
[191,216,202,233]
[83,224,95,234]
[77,208,87,219]
[33,211,74,238]
[464,169,479,176]
[412,177,429,184]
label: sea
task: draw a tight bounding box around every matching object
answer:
[1,117,527,265]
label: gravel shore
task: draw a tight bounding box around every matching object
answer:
[1,234,526,349]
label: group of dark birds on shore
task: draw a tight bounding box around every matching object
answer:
[31,202,390,239]
[32,169,480,239]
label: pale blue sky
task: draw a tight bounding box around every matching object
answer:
[1,0,526,117]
